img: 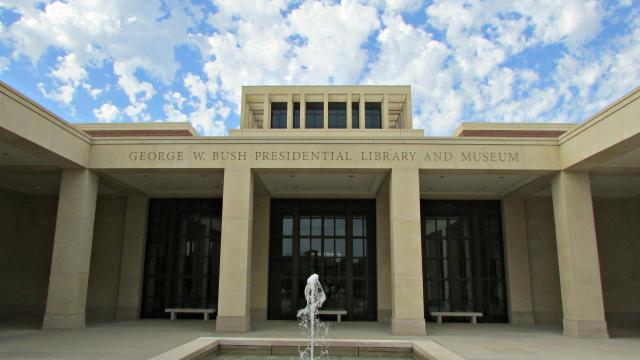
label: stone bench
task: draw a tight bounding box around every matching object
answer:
[165,308,216,321]
[318,309,348,322]
[431,311,483,324]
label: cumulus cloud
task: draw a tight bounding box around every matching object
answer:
[203,0,380,111]
[0,0,638,136]
[2,0,194,119]
[93,102,119,122]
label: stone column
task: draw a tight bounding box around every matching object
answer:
[502,196,535,325]
[300,93,306,129]
[323,93,329,129]
[115,195,149,320]
[551,171,608,337]
[376,176,391,322]
[42,169,99,329]
[389,168,426,335]
[287,93,293,129]
[382,93,389,129]
[216,167,254,333]
[359,93,365,129]
[250,178,270,321]
[346,93,352,129]
[403,92,412,129]
[263,94,271,129]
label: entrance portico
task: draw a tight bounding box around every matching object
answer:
[1,82,640,339]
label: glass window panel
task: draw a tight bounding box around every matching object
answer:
[300,238,310,255]
[324,278,346,310]
[353,238,364,257]
[365,102,381,128]
[335,218,345,236]
[280,257,293,276]
[437,219,447,237]
[334,257,344,277]
[353,257,366,277]
[305,102,324,128]
[353,280,367,316]
[299,257,310,276]
[324,257,336,277]
[352,102,359,128]
[311,217,322,235]
[324,218,334,236]
[311,238,321,254]
[353,218,363,236]
[335,238,346,257]
[293,102,300,128]
[300,217,310,236]
[283,217,293,236]
[425,259,442,279]
[282,237,292,256]
[280,279,292,315]
[271,102,287,129]
[324,238,334,256]
[328,102,346,128]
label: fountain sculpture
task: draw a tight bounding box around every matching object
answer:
[297,274,328,360]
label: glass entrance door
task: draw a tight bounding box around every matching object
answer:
[421,200,507,322]
[141,199,222,318]
[268,199,376,321]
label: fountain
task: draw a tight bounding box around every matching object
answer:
[297,274,328,360]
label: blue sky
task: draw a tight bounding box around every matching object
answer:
[0,0,638,135]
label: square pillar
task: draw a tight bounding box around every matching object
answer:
[263,94,271,129]
[323,93,329,129]
[250,178,270,321]
[382,93,389,129]
[403,92,412,129]
[551,171,608,337]
[216,167,254,333]
[115,196,149,320]
[43,169,99,329]
[389,168,426,335]
[359,93,365,129]
[346,93,353,129]
[376,176,391,322]
[286,93,293,129]
[300,93,306,129]
[502,196,535,325]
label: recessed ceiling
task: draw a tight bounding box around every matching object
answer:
[107,171,224,197]
[598,147,640,168]
[0,172,61,194]
[0,171,118,195]
[257,170,387,198]
[590,175,640,198]
[0,139,55,167]
[420,173,539,198]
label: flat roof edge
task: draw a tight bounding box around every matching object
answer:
[0,80,92,143]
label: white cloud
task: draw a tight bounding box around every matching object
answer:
[0,56,8,73]
[1,0,637,137]
[203,0,380,113]
[93,102,119,122]
[2,0,195,115]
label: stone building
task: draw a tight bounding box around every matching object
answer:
[1,82,639,338]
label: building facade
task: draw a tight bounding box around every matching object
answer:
[1,83,639,338]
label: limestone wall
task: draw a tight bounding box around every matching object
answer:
[593,198,640,326]
[86,195,127,320]
[0,189,57,320]
[524,197,563,324]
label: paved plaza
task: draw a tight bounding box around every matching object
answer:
[1,320,638,359]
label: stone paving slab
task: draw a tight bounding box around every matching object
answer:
[0,320,638,359]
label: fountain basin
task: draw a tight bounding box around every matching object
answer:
[150,338,465,360]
